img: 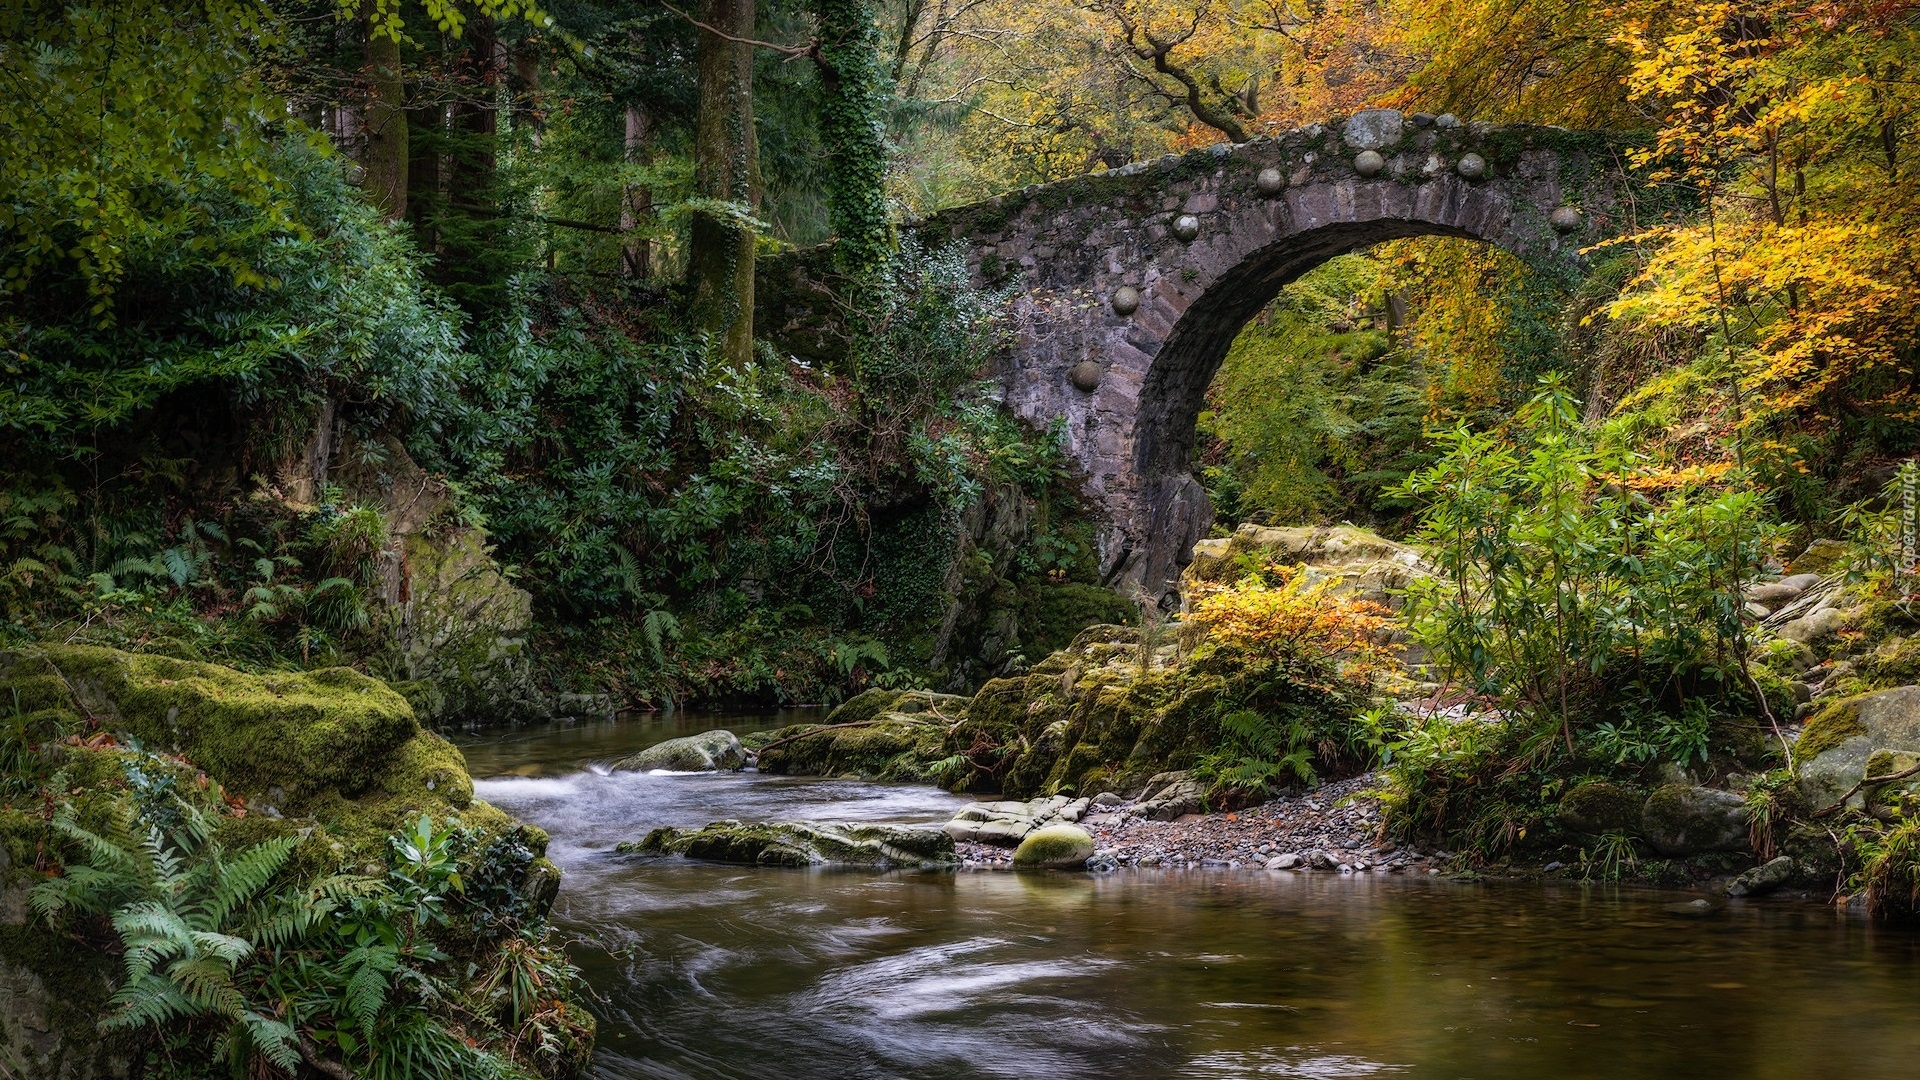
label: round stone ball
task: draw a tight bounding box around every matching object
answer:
[1069,361,1102,393]
[1109,286,1142,316]
[1354,150,1386,177]
[1172,213,1201,241]
[1456,153,1489,180]
[1256,167,1285,195]
[1550,205,1583,232]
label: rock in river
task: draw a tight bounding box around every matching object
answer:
[619,820,957,868]
[1727,855,1796,898]
[1013,825,1097,869]
[611,729,745,772]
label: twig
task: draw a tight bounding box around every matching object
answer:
[38,653,102,728]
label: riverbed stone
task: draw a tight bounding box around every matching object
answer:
[944,795,1091,844]
[622,820,957,868]
[1727,855,1796,898]
[610,729,745,772]
[1266,853,1303,870]
[1013,824,1097,868]
[1641,784,1750,856]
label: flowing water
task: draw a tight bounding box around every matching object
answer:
[460,714,1920,1080]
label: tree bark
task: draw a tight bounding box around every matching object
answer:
[363,26,409,222]
[622,104,655,278]
[449,17,500,211]
[690,0,760,368]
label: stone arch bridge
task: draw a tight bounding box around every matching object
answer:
[766,110,1636,603]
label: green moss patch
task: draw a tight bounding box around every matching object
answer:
[2,645,415,808]
[1797,699,1869,760]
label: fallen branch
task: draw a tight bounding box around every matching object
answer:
[296,1035,355,1080]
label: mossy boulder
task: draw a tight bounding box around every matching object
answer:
[1557,781,1645,836]
[1012,824,1096,869]
[0,645,517,871]
[1641,784,1750,856]
[0,646,414,809]
[823,687,908,727]
[610,730,745,772]
[753,700,951,781]
[1795,686,1920,811]
[1863,749,1920,822]
[619,820,957,868]
[329,437,544,729]
[0,869,135,1080]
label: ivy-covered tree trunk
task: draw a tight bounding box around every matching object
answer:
[690,0,760,368]
[362,25,408,222]
[811,0,892,283]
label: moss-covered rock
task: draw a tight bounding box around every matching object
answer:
[619,820,957,868]
[330,437,545,729]
[1557,780,1645,836]
[1797,698,1870,760]
[1864,749,1920,822]
[610,730,745,772]
[0,646,414,809]
[0,873,135,1080]
[1641,784,1750,856]
[753,695,952,781]
[0,645,518,872]
[1012,824,1095,869]
[822,687,908,727]
[1795,686,1920,811]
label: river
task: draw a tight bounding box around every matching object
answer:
[459,713,1920,1080]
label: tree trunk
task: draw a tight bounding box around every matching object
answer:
[622,104,654,279]
[448,17,500,211]
[689,0,759,368]
[363,27,408,222]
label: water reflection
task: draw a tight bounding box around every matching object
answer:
[463,716,1920,1080]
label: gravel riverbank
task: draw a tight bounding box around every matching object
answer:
[954,773,1451,873]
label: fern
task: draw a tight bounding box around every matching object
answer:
[34,792,306,1069]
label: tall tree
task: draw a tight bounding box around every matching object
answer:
[362,19,409,221]
[690,0,762,367]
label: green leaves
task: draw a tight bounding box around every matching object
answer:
[1395,372,1777,750]
[1,1,303,311]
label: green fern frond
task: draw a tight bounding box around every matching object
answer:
[238,1012,301,1072]
[102,973,200,1030]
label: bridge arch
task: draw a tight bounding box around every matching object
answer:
[905,111,1630,602]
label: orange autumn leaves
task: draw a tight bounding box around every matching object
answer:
[1187,565,1399,688]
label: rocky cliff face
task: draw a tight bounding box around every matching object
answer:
[334,439,549,728]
